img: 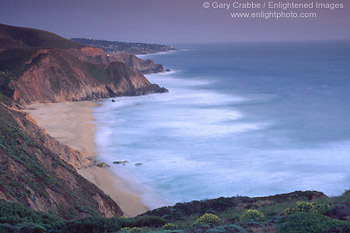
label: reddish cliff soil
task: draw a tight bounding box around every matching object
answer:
[107,52,164,74]
[0,23,166,220]
[0,102,123,219]
[1,48,167,105]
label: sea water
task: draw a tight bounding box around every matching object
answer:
[94,41,350,209]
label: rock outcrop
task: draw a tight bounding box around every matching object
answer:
[107,52,164,74]
[0,23,168,220]
[2,48,167,105]
[0,102,123,220]
[66,49,165,74]
[0,23,169,220]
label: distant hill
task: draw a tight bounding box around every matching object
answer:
[0,23,83,49]
[71,38,175,54]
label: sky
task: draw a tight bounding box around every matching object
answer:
[0,0,349,44]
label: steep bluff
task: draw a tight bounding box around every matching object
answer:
[1,48,167,105]
[0,23,167,220]
[0,102,123,219]
[66,49,165,74]
[108,52,164,74]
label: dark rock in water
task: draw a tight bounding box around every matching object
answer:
[96,162,110,168]
[135,163,142,166]
[113,160,129,165]
[166,69,171,72]
[111,99,116,102]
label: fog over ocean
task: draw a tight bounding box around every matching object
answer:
[94,42,350,209]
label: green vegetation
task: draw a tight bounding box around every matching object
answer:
[1,190,350,232]
[239,209,265,222]
[162,223,178,230]
[71,38,175,55]
[278,212,350,233]
[85,62,111,83]
[0,48,38,77]
[120,227,142,233]
[0,120,62,202]
[193,213,221,226]
[285,201,330,215]
[0,23,83,49]
[0,202,169,233]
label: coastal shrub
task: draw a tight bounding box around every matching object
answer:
[227,213,240,223]
[284,201,330,215]
[0,223,19,233]
[193,213,221,226]
[162,223,178,230]
[52,217,121,233]
[18,222,46,233]
[0,199,63,226]
[205,224,248,233]
[133,216,166,228]
[328,204,350,221]
[120,227,142,233]
[343,189,350,197]
[278,212,350,233]
[240,209,264,222]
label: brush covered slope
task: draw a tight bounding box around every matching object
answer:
[0,23,83,50]
[2,190,350,233]
[0,97,123,220]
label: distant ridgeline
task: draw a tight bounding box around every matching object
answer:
[71,38,175,55]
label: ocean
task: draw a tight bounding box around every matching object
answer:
[93,41,350,209]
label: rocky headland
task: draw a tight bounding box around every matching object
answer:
[0,23,168,219]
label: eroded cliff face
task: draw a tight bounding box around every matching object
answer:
[107,52,164,74]
[66,47,107,63]
[0,103,123,219]
[0,23,167,220]
[6,49,167,105]
[67,48,165,74]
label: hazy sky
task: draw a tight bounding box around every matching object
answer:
[0,0,349,44]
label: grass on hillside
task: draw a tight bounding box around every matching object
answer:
[1,190,350,232]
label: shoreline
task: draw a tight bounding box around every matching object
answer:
[24,101,149,217]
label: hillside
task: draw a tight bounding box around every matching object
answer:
[0,48,167,105]
[71,38,175,55]
[0,23,83,50]
[0,24,168,222]
[2,189,350,232]
[108,52,164,74]
[0,23,166,76]
[0,98,123,220]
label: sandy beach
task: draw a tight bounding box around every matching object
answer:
[25,101,149,217]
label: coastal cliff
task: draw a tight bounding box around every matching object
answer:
[107,52,164,74]
[0,23,168,105]
[1,48,167,105]
[0,100,123,219]
[0,23,169,220]
[67,49,165,74]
